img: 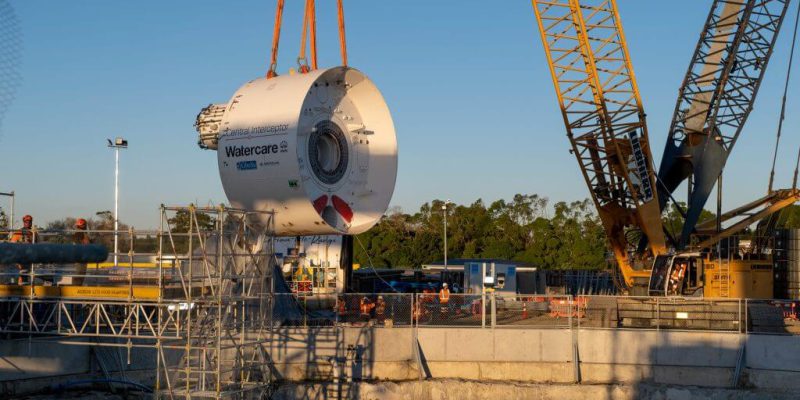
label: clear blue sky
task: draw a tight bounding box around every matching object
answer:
[1,1,799,229]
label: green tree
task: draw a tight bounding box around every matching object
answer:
[354,194,610,271]
[42,214,134,252]
[0,208,7,230]
[164,209,217,254]
[774,205,800,229]
[661,202,715,244]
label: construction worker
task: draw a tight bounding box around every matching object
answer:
[9,215,36,285]
[72,218,90,245]
[439,283,451,304]
[438,283,451,318]
[359,296,374,322]
[72,218,91,286]
[9,214,36,243]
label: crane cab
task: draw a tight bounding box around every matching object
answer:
[648,252,773,298]
[648,254,702,297]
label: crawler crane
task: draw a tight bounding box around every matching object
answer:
[532,0,799,298]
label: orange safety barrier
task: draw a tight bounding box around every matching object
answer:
[549,297,588,319]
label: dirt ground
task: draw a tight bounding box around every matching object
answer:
[11,390,148,400]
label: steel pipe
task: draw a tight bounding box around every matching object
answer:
[0,243,108,264]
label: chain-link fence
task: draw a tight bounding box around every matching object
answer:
[492,294,574,328]
[746,299,800,334]
[608,296,743,332]
[272,293,415,328]
[267,293,800,335]
[337,293,414,327]
[415,293,485,327]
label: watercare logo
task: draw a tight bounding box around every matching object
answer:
[225,144,280,158]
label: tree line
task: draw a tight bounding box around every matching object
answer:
[353,194,800,271]
[353,194,610,270]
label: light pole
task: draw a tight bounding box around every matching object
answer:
[442,199,451,271]
[0,191,14,231]
[107,137,128,266]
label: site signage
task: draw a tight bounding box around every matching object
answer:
[628,130,654,202]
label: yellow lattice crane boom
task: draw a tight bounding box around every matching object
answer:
[532,0,666,288]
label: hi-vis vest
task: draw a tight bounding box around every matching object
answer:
[360,298,372,315]
[439,288,450,303]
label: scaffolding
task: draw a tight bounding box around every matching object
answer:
[0,205,277,399]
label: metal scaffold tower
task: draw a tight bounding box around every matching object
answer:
[155,206,275,399]
[0,205,277,400]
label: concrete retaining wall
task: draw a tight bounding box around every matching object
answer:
[265,326,800,391]
[3,327,800,395]
[0,339,156,397]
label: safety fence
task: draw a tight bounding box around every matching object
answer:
[272,293,800,335]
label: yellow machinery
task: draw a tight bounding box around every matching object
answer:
[703,258,774,299]
[648,253,774,299]
[532,0,798,298]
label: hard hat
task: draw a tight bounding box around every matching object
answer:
[75,218,87,228]
[22,215,32,222]
[378,295,384,300]
[443,283,448,288]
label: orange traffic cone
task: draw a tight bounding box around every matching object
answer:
[522,302,529,319]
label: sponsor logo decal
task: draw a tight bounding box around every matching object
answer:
[236,160,257,171]
[628,130,654,202]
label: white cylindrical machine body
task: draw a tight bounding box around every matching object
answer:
[215,67,397,236]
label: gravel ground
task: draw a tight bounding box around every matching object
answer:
[273,380,797,400]
[10,390,149,400]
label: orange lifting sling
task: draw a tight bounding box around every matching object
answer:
[267,0,349,79]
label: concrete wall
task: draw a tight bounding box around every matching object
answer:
[264,325,800,391]
[269,326,417,381]
[0,338,157,396]
[0,339,90,381]
[744,334,800,389]
[3,327,800,394]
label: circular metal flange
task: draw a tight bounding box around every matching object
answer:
[307,120,349,185]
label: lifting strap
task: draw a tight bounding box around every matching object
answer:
[267,0,349,78]
[298,0,318,73]
[267,0,285,78]
[337,0,348,67]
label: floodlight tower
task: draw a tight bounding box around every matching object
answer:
[107,137,128,266]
